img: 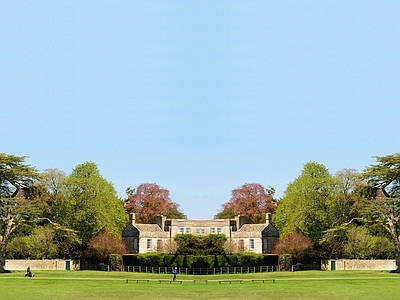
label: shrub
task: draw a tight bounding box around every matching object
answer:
[279,254,293,271]
[273,230,315,263]
[86,230,127,263]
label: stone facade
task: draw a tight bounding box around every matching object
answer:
[5,259,80,271]
[122,213,279,254]
[321,259,396,271]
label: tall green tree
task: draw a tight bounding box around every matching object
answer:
[363,153,400,272]
[274,162,340,248]
[61,162,127,246]
[0,153,38,273]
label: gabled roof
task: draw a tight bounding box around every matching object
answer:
[231,224,266,238]
[135,224,165,232]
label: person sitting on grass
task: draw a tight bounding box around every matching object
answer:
[25,266,35,277]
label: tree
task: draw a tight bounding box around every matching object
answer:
[86,230,127,264]
[274,162,340,249]
[0,153,38,273]
[217,183,276,223]
[174,234,227,255]
[363,153,400,272]
[61,162,127,246]
[125,183,184,223]
[273,230,315,264]
[215,206,236,219]
[34,168,67,223]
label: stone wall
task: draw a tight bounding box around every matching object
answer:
[321,259,396,271]
[5,259,80,271]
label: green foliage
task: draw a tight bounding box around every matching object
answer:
[363,153,400,272]
[5,236,31,259]
[215,207,235,219]
[274,162,341,247]
[108,254,123,271]
[124,253,276,268]
[137,252,165,267]
[61,162,127,245]
[174,234,227,255]
[279,254,293,271]
[1,153,39,272]
[165,207,186,219]
[27,226,58,259]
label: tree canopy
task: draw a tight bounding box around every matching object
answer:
[60,162,127,245]
[216,183,276,223]
[274,162,340,246]
[363,153,400,272]
[125,183,185,223]
[0,153,39,273]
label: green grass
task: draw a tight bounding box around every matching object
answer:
[1,270,400,300]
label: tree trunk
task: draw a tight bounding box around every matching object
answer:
[395,242,400,273]
[385,212,400,272]
[0,241,6,273]
[0,211,16,273]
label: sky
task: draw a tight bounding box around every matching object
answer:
[1,1,400,219]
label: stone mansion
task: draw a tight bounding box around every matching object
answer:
[122,213,279,254]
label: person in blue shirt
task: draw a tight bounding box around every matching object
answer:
[172,267,178,281]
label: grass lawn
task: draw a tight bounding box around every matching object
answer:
[1,270,399,300]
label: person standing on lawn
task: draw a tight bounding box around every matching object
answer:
[172,267,178,281]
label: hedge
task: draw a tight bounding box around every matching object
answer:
[123,253,278,268]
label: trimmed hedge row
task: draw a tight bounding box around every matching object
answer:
[123,253,278,268]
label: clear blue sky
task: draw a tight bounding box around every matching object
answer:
[2,1,399,219]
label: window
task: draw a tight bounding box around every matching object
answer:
[238,240,244,251]
[263,238,268,250]
[249,239,255,250]
[210,228,216,234]
[157,240,163,251]
[147,239,152,250]
[196,228,205,234]
[217,227,223,234]
[185,228,191,234]
[178,227,184,234]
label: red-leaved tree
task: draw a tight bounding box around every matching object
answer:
[273,230,315,263]
[125,183,184,223]
[217,183,276,223]
[86,230,127,264]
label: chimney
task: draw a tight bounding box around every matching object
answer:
[266,213,272,226]
[130,213,136,225]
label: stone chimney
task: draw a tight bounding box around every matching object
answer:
[130,213,136,225]
[266,213,272,226]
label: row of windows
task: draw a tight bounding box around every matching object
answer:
[145,238,265,251]
[177,227,224,234]
[146,239,163,250]
[238,239,256,251]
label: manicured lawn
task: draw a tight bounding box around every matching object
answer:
[1,270,399,300]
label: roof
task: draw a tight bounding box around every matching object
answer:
[231,224,266,238]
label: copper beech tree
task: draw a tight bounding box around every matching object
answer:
[125,183,185,223]
[216,183,276,223]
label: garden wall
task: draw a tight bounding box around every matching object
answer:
[321,259,396,271]
[5,259,80,271]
